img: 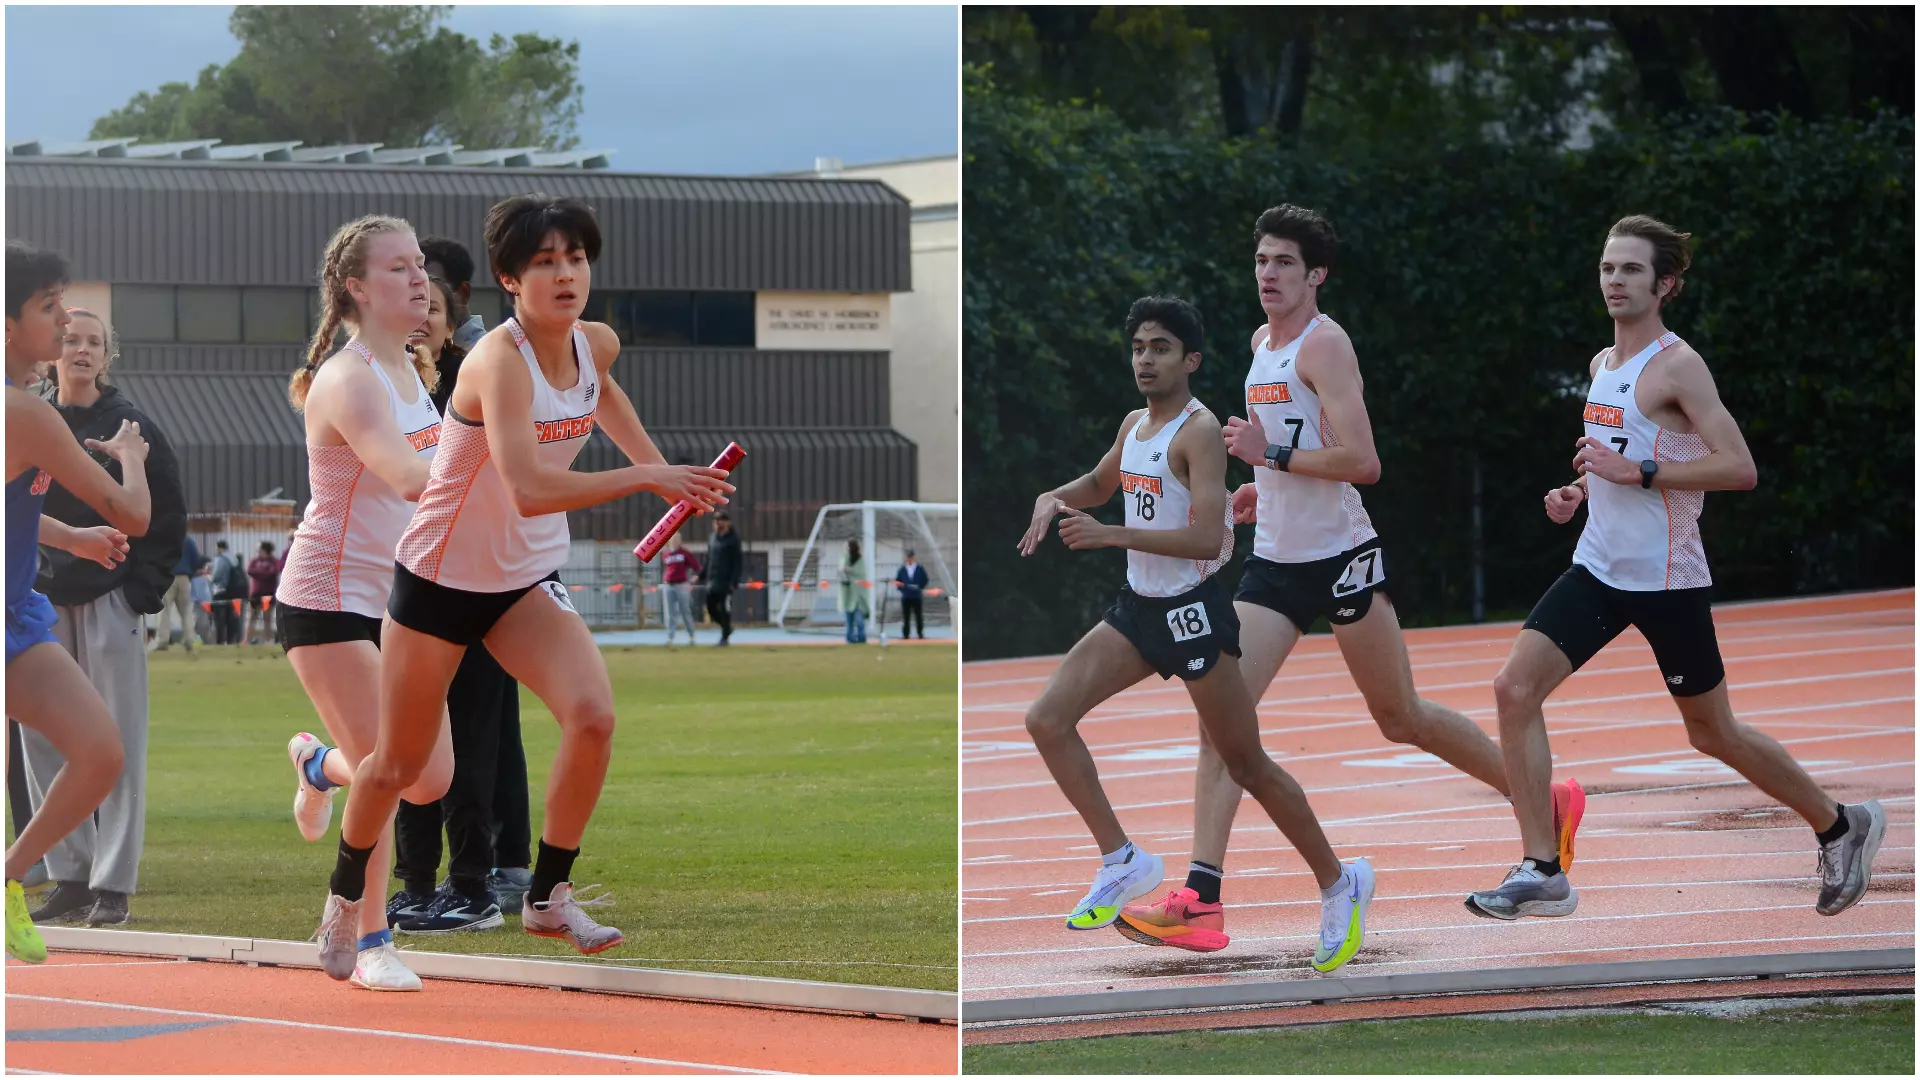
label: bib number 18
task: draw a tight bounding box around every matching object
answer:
[1166,601,1213,643]
[1332,549,1385,598]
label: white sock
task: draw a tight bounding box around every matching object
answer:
[1101,841,1136,868]
[1320,864,1350,900]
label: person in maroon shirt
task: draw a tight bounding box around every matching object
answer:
[244,541,280,645]
[659,535,702,645]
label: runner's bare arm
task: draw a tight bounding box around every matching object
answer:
[6,387,151,535]
[1018,410,1138,555]
[580,321,666,467]
[1224,329,1381,484]
[322,356,432,501]
[1060,411,1228,560]
[472,338,730,517]
[39,515,129,568]
[1572,347,1756,492]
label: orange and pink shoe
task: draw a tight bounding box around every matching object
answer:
[1113,887,1229,952]
[1553,777,1586,870]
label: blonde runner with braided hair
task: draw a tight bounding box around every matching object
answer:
[275,214,456,992]
[289,216,440,410]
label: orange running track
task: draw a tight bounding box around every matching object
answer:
[961,589,1914,1011]
[5,952,955,1074]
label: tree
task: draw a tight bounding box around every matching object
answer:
[91,6,582,150]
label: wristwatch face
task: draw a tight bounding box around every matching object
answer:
[1265,444,1282,465]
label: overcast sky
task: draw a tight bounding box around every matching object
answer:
[6,4,958,175]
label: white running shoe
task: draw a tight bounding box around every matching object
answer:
[350,941,423,991]
[1312,858,1375,973]
[314,893,363,981]
[523,882,625,955]
[287,733,335,843]
[1066,846,1165,930]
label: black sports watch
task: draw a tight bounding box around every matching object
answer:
[1264,443,1293,472]
[1639,459,1658,489]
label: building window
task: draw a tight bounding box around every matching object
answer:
[243,288,309,343]
[614,292,695,346]
[178,287,241,343]
[589,291,755,348]
[114,285,176,342]
[694,292,755,347]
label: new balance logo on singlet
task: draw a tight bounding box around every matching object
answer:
[1247,382,1291,405]
[1582,402,1625,428]
[29,470,51,496]
[405,425,441,452]
[535,415,595,443]
[1617,383,1632,393]
[1119,472,1163,496]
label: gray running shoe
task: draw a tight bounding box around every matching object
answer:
[1816,800,1886,916]
[314,893,364,981]
[488,867,532,914]
[1465,862,1578,920]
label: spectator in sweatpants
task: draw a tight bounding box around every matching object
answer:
[151,534,199,652]
[385,251,533,930]
[24,306,187,927]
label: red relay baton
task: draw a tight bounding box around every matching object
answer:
[634,442,746,562]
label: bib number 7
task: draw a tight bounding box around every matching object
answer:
[1332,548,1385,598]
[1166,601,1213,643]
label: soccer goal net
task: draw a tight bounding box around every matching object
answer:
[774,501,958,636]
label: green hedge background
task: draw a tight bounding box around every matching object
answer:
[962,70,1913,659]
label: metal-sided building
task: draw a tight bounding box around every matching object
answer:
[4,140,920,570]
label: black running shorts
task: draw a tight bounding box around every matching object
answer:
[1103,575,1242,682]
[1522,564,1725,697]
[276,602,383,651]
[1235,538,1389,633]
[388,563,570,647]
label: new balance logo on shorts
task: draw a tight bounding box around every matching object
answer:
[1667,674,1684,686]
[1337,608,1356,618]
[1187,658,1205,671]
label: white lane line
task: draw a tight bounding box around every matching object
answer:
[963,693,1913,784]
[964,726,1913,827]
[964,661,1914,735]
[2,994,792,1075]
[5,960,189,971]
[961,844,1916,892]
[964,897,1913,963]
[961,592,1914,675]
[965,873,1915,925]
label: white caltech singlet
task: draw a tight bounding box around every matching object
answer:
[1572,331,1711,591]
[1119,398,1235,598]
[1246,314,1377,563]
[279,341,442,619]
[396,318,598,593]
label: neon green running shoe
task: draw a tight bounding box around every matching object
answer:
[7,879,48,963]
[1311,857,1373,974]
[1065,847,1164,930]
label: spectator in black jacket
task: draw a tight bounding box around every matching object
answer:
[24,307,186,927]
[700,512,742,646]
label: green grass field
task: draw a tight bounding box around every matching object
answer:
[18,643,956,991]
[962,999,1916,1073]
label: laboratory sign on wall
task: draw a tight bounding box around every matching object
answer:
[756,293,891,351]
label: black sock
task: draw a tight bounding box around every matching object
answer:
[1525,856,1562,879]
[529,839,580,906]
[330,838,377,902]
[1185,860,1224,905]
[1814,803,1850,846]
